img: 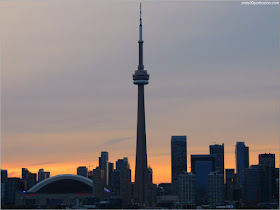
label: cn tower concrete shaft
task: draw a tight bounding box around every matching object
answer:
[132,3,150,207]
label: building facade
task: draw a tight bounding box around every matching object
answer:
[1,169,8,205]
[171,136,187,195]
[93,167,105,201]
[242,165,263,205]
[191,154,216,205]
[225,169,234,201]
[209,144,224,180]
[38,169,46,182]
[259,153,275,168]
[235,141,249,187]
[120,164,132,208]
[178,172,196,206]
[207,171,224,207]
[99,152,109,186]
[77,166,88,178]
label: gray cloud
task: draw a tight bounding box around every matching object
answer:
[101,136,134,146]
[24,161,61,167]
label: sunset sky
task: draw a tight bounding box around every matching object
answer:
[1,0,279,184]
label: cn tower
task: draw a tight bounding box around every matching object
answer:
[133,3,150,206]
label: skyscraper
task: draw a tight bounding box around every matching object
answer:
[133,4,150,206]
[1,170,8,205]
[147,166,153,184]
[171,136,187,195]
[7,178,21,205]
[26,173,37,190]
[242,165,264,204]
[225,169,235,201]
[116,158,128,171]
[22,168,29,180]
[178,172,196,206]
[99,151,109,186]
[191,154,217,205]
[235,141,249,187]
[258,154,275,202]
[38,168,45,182]
[120,162,132,208]
[77,166,88,178]
[108,162,114,186]
[259,153,275,168]
[209,144,224,180]
[208,171,224,207]
[93,167,105,201]
[45,172,50,179]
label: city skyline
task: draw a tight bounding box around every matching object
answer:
[1,0,279,186]
[1,141,277,184]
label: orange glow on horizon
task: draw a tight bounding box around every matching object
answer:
[2,147,278,185]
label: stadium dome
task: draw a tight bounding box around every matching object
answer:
[27,174,93,193]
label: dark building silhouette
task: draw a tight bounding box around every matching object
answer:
[38,168,46,182]
[27,173,37,190]
[225,169,235,201]
[111,170,120,186]
[259,163,274,202]
[21,168,37,190]
[120,163,132,208]
[45,172,50,179]
[144,183,157,208]
[116,158,128,171]
[77,166,88,178]
[7,178,21,205]
[99,152,109,186]
[1,169,8,205]
[258,154,275,202]
[108,162,114,186]
[259,153,275,168]
[109,157,129,197]
[148,167,153,184]
[242,165,264,205]
[133,4,150,207]
[93,167,105,201]
[274,168,279,203]
[235,141,249,187]
[171,136,187,195]
[22,168,29,180]
[88,170,93,180]
[209,144,224,180]
[276,171,279,204]
[232,173,241,203]
[178,172,196,206]
[111,170,121,197]
[158,183,172,195]
[191,154,216,205]
[207,171,224,207]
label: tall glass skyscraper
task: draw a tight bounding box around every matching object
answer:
[99,151,109,186]
[171,136,187,195]
[191,154,217,205]
[235,141,249,187]
[209,144,224,181]
[191,155,217,191]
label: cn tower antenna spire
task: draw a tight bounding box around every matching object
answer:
[139,3,142,41]
[138,2,144,70]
